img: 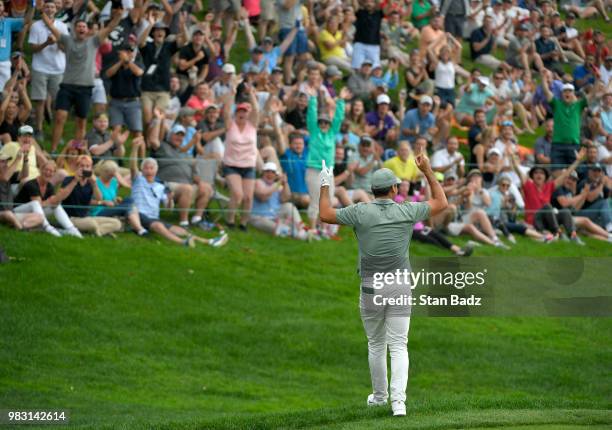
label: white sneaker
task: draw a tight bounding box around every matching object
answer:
[507,234,517,244]
[606,222,612,233]
[191,215,202,224]
[45,226,62,237]
[466,240,482,248]
[391,400,406,416]
[366,394,387,407]
[65,228,83,239]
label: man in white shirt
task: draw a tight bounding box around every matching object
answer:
[431,136,465,177]
[600,56,612,87]
[28,0,69,139]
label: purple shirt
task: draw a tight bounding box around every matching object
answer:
[366,111,395,141]
[533,80,563,113]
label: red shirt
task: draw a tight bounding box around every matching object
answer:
[523,179,555,225]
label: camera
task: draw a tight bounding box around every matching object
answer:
[82,170,92,178]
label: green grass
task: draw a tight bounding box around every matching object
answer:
[0,226,610,429]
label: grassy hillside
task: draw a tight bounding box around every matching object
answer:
[0,226,610,429]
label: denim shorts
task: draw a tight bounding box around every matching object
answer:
[223,165,256,179]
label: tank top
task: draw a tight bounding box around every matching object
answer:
[223,120,258,168]
[435,61,455,89]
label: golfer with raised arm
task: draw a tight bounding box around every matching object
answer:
[318,152,448,417]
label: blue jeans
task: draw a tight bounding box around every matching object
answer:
[96,198,135,217]
[577,198,611,228]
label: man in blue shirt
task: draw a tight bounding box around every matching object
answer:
[572,55,597,90]
[241,46,267,74]
[400,96,437,144]
[0,3,32,89]
[280,132,309,208]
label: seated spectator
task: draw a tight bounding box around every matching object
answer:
[129,140,228,247]
[411,0,436,30]
[381,10,417,67]
[456,75,494,126]
[333,144,371,206]
[172,108,202,157]
[576,163,611,231]
[186,83,214,123]
[535,25,564,74]
[322,66,342,98]
[284,91,309,133]
[177,28,210,88]
[576,144,601,181]
[573,55,598,91]
[243,15,297,75]
[347,60,375,100]
[431,136,465,178]
[56,139,89,182]
[250,162,307,239]
[279,132,309,209]
[600,55,612,86]
[564,0,609,22]
[400,95,437,144]
[552,170,612,242]
[404,49,434,96]
[481,147,504,188]
[346,98,367,137]
[0,125,46,184]
[468,109,489,164]
[598,134,612,177]
[445,169,509,247]
[13,158,83,237]
[198,104,226,161]
[370,60,399,91]
[365,93,398,149]
[487,176,552,243]
[383,140,420,183]
[0,151,43,231]
[512,149,587,243]
[534,119,553,166]
[86,113,126,164]
[469,15,508,71]
[90,159,147,236]
[505,23,545,81]
[350,136,380,192]
[317,15,351,73]
[149,113,213,228]
[59,155,123,237]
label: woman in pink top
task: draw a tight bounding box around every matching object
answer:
[222,86,259,230]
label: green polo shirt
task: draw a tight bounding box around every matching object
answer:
[336,199,431,277]
[551,97,587,145]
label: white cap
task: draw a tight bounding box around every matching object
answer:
[487,147,502,157]
[420,95,433,105]
[18,125,34,136]
[262,162,278,173]
[477,76,490,86]
[562,83,575,92]
[376,94,391,105]
[222,63,236,74]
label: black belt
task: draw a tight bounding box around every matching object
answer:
[113,97,139,102]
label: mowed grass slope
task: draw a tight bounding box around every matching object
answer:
[0,226,610,429]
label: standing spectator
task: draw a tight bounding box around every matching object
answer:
[222,87,259,230]
[347,60,375,100]
[0,2,32,90]
[317,15,351,74]
[0,76,31,143]
[305,87,350,231]
[411,0,436,30]
[279,131,309,209]
[106,43,145,142]
[440,0,468,40]
[275,0,307,84]
[28,0,69,140]
[351,0,385,69]
[138,18,188,132]
[455,75,494,126]
[468,109,488,163]
[44,10,122,152]
[177,28,209,89]
[534,118,553,167]
[198,104,226,160]
[542,75,589,173]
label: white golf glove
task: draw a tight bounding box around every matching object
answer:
[319,160,333,187]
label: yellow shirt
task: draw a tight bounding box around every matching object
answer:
[0,142,39,181]
[383,155,420,182]
[318,30,347,61]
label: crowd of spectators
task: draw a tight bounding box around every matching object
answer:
[0,0,611,252]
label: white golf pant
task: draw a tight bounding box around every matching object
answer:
[13,200,76,231]
[361,312,411,404]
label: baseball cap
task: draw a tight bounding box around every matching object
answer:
[477,76,490,86]
[501,120,514,127]
[247,64,261,74]
[325,65,342,77]
[272,66,283,74]
[361,59,373,66]
[487,147,502,157]
[517,23,529,31]
[11,51,23,58]
[371,168,401,190]
[420,95,433,105]
[18,125,34,136]
[444,171,458,180]
[567,11,578,18]
[251,46,264,55]
[205,104,219,111]
[222,63,236,74]
[466,168,482,179]
[263,36,274,44]
[170,124,186,135]
[318,112,331,123]
[178,107,196,117]
[569,170,579,179]
[562,83,575,92]
[377,94,391,105]
[192,27,204,36]
[605,55,612,61]
[117,43,132,51]
[262,162,278,173]
[589,162,603,171]
[0,153,12,161]
[147,2,162,9]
